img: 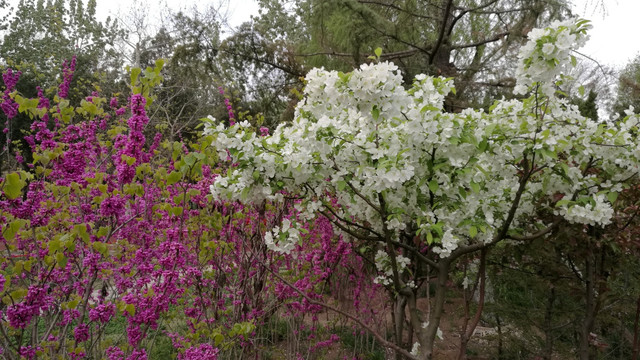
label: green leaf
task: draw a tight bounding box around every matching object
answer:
[540,148,557,160]
[214,333,224,346]
[241,187,251,201]
[56,252,68,268]
[3,220,26,242]
[428,180,439,193]
[478,139,489,152]
[10,289,27,301]
[155,58,165,70]
[3,172,26,199]
[73,224,90,244]
[337,180,347,191]
[48,239,62,253]
[420,105,439,113]
[371,105,380,120]
[130,67,142,87]
[121,155,136,166]
[374,47,382,58]
[80,99,98,115]
[172,206,183,217]
[607,192,618,204]
[469,226,478,238]
[484,123,497,136]
[167,171,182,185]
[67,298,79,310]
[97,226,110,238]
[125,303,135,316]
[184,153,196,166]
[92,242,108,256]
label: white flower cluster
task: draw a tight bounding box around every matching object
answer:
[556,194,614,226]
[373,250,413,286]
[205,18,638,259]
[515,18,591,96]
[432,229,459,258]
[264,218,300,254]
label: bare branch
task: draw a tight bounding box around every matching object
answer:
[357,0,436,20]
[451,32,509,50]
[506,219,562,241]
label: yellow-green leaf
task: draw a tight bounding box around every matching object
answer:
[125,303,135,316]
[167,171,182,185]
[469,226,478,238]
[3,219,26,241]
[3,172,26,199]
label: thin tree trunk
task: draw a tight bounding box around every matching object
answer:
[457,249,487,360]
[394,296,408,360]
[579,257,595,360]
[496,314,504,360]
[543,286,556,360]
[423,260,450,359]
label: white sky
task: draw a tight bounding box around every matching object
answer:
[572,0,640,69]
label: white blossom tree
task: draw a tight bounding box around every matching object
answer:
[204,18,640,359]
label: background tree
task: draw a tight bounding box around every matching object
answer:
[1,0,120,89]
[612,54,640,118]
[0,0,121,172]
[246,0,574,109]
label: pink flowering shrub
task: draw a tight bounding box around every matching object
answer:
[0,58,384,359]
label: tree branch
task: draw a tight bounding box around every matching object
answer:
[266,262,418,360]
[506,219,562,241]
[357,0,436,20]
[319,209,380,241]
[430,0,454,65]
[448,0,500,38]
[451,32,509,50]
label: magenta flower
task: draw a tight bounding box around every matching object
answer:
[74,323,89,342]
[58,56,76,99]
[106,347,125,360]
[127,349,147,360]
[89,303,116,323]
[2,68,21,89]
[100,194,126,218]
[179,344,219,360]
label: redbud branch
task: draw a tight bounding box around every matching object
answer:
[265,264,418,360]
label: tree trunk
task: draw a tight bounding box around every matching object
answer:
[543,286,556,360]
[394,296,408,360]
[423,260,450,359]
[579,257,595,360]
[457,249,487,360]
